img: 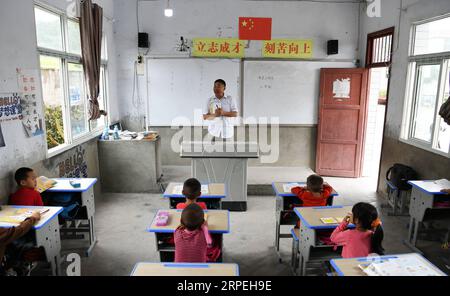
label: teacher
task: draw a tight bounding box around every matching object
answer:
[203,79,238,139]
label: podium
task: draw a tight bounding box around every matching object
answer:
[181,141,259,211]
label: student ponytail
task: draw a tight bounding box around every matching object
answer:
[371,224,385,255]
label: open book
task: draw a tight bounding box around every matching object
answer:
[36,176,57,193]
[359,257,443,276]
[283,183,301,193]
[0,208,49,224]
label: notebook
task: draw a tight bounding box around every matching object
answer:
[320,217,346,224]
[320,217,338,224]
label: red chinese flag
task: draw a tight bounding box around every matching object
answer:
[239,17,272,40]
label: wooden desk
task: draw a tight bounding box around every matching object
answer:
[272,182,338,262]
[405,180,450,253]
[0,206,63,275]
[131,262,239,276]
[163,183,226,209]
[330,253,446,276]
[148,209,230,262]
[293,206,354,276]
[43,178,97,256]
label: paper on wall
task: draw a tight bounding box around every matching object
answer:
[17,69,44,137]
[332,78,351,99]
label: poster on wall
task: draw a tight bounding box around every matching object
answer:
[17,69,44,137]
[0,93,22,122]
[0,124,5,148]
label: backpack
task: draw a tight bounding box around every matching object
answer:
[45,193,80,220]
[386,163,418,191]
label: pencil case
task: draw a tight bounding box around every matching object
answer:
[155,211,169,226]
[69,181,81,188]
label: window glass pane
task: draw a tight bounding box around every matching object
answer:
[68,63,88,137]
[35,7,63,51]
[412,64,440,142]
[40,55,65,149]
[101,34,107,60]
[68,19,81,55]
[414,17,450,55]
[90,67,106,130]
[437,62,450,153]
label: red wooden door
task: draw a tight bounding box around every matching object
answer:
[315,68,369,178]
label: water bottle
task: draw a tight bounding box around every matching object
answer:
[101,127,109,140]
[113,126,120,140]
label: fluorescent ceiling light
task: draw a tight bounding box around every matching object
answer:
[164,8,173,17]
[164,0,173,17]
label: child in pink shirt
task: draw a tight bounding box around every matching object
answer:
[174,203,212,263]
[330,202,384,258]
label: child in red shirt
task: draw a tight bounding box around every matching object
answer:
[9,168,43,206]
[176,178,207,210]
[291,174,333,207]
[174,203,212,263]
[291,174,334,228]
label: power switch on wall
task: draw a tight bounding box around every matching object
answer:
[137,55,145,76]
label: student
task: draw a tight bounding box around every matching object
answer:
[9,168,43,206]
[330,202,384,258]
[176,178,207,210]
[174,203,212,263]
[289,174,334,229]
[290,174,334,207]
[0,212,41,275]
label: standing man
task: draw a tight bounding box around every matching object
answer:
[203,79,238,139]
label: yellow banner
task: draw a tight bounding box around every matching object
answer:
[192,38,245,58]
[262,39,313,58]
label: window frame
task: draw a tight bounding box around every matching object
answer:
[400,14,450,158]
[35,2,109,158]
[366,27,395,68]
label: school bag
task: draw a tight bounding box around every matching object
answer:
[45,193,80,220]
[386,163,418,191]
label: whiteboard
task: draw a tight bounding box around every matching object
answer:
[147,58,241,126]
[243,60,355,125]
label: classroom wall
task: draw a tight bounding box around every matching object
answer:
[114,0,360,166]
[0,0,118,202]
[359,0,450,194]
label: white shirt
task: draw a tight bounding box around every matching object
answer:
[203,95,238,139]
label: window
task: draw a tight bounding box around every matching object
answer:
[366,27,394,68]
[401,15,450,156]
[35,4,108,155]
[413,17,450,55]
